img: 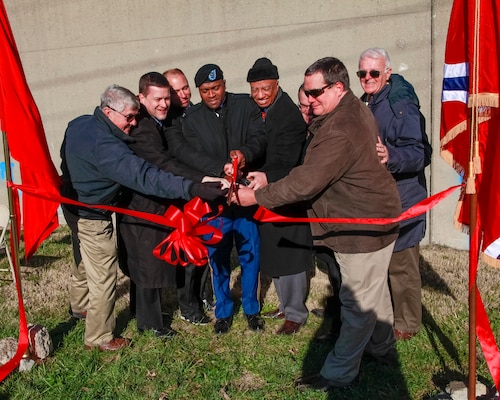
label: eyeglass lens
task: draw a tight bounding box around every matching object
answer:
[304,84,332,98]
[356,70,381,79]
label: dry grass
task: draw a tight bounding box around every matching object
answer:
[1,230,497,329]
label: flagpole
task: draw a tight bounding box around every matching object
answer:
[1,126,30,360]
[1,129,21,285]
[468,193,478,400]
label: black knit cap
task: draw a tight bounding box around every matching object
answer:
[194,64,224,87]
[246,57,279,82]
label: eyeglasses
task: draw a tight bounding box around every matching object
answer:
[298,102,311,111]
[107,105,139,122]
[303,83,333,98]
[356,70,383,79]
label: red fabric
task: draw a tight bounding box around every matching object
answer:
[0,1,60,259]
[254,185,461,225]
[440,0,500,265]
[0,251,29,382]
[153,197,223,266]
[441,0,500,390]
[9,182,222,267]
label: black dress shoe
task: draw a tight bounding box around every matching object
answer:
[246,314,264,332]
[263,308,285,319]
[139,327,177,339]
[295,373,356,391]
[311,308,325,318]
[214,317,233,334]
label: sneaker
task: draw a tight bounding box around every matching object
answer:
[246,313,265,332]
[180,314,211,325]
[213,317,233,334]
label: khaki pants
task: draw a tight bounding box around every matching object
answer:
[74,218,117,346]
[389,245,422,333]
[321,241,395,385]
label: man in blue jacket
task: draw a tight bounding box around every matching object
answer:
[60,84,225,351]
[358,48,432,340]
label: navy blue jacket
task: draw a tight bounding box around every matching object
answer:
[60,107,193,219]
[362,74,432,251]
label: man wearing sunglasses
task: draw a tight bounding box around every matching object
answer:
[234,57,401,390]
[60,84,226,352]
[358,48,432,342]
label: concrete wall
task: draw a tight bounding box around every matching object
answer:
[1,0,467,249]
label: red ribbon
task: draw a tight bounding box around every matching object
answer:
[7,183,222,267]
[254,184,462,225]
[152,197,222,266]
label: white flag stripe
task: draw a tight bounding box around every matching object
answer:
[442,90,468,104]
[444,62,469,78]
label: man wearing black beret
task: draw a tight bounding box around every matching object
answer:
[245,57,313,335]
[167,63,267,334]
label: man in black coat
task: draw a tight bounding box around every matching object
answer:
[245,58,313,334]
[118,72,228,337]
[167,64,267,334]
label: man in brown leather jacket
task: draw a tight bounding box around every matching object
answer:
[234,57,402,391]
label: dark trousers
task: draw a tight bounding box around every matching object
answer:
[135,284,163,331]
[177,263,209,318]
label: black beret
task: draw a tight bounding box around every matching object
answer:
[246,57,279,82]
[194,64,224,87]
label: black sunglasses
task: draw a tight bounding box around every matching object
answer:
[356,70,382,79]
[303,83,333,98]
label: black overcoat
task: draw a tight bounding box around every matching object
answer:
[118,106,204,288]
[257,89,313,277]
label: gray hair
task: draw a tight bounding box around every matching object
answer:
[100,84,139,112]
[359,48,391,69]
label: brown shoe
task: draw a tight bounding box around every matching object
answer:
[85,337,131,351]
[263,308,285,319]
[277,320,303,335]
[394,329,417,341]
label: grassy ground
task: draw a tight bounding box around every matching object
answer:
[0,226,499,399]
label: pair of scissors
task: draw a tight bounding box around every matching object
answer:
[226,155,240,205]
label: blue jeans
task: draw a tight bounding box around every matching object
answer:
[207,215,260,319]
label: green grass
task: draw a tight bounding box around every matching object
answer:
[0,227,498,399]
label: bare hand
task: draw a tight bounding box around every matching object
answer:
[376,136,389,165]
[231,186,257,206]
[246,171,267,190]
[229,150,246,169]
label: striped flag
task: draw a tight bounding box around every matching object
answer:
[440,0,500,267]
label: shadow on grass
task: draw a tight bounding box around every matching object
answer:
[50,318,79,350]
[420,255,455,298]
[301,295,411,399]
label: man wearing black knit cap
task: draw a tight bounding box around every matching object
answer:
[167,63,267,334]
[245,57,313,335]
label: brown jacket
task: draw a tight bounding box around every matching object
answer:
[255,90,401,253]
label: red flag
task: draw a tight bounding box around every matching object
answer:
[440,0,500,267]
[441,0,500,390]
[0,1,60,258]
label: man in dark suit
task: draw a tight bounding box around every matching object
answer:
[245,58,313,335]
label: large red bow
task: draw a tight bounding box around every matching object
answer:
[152,197,222,266]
